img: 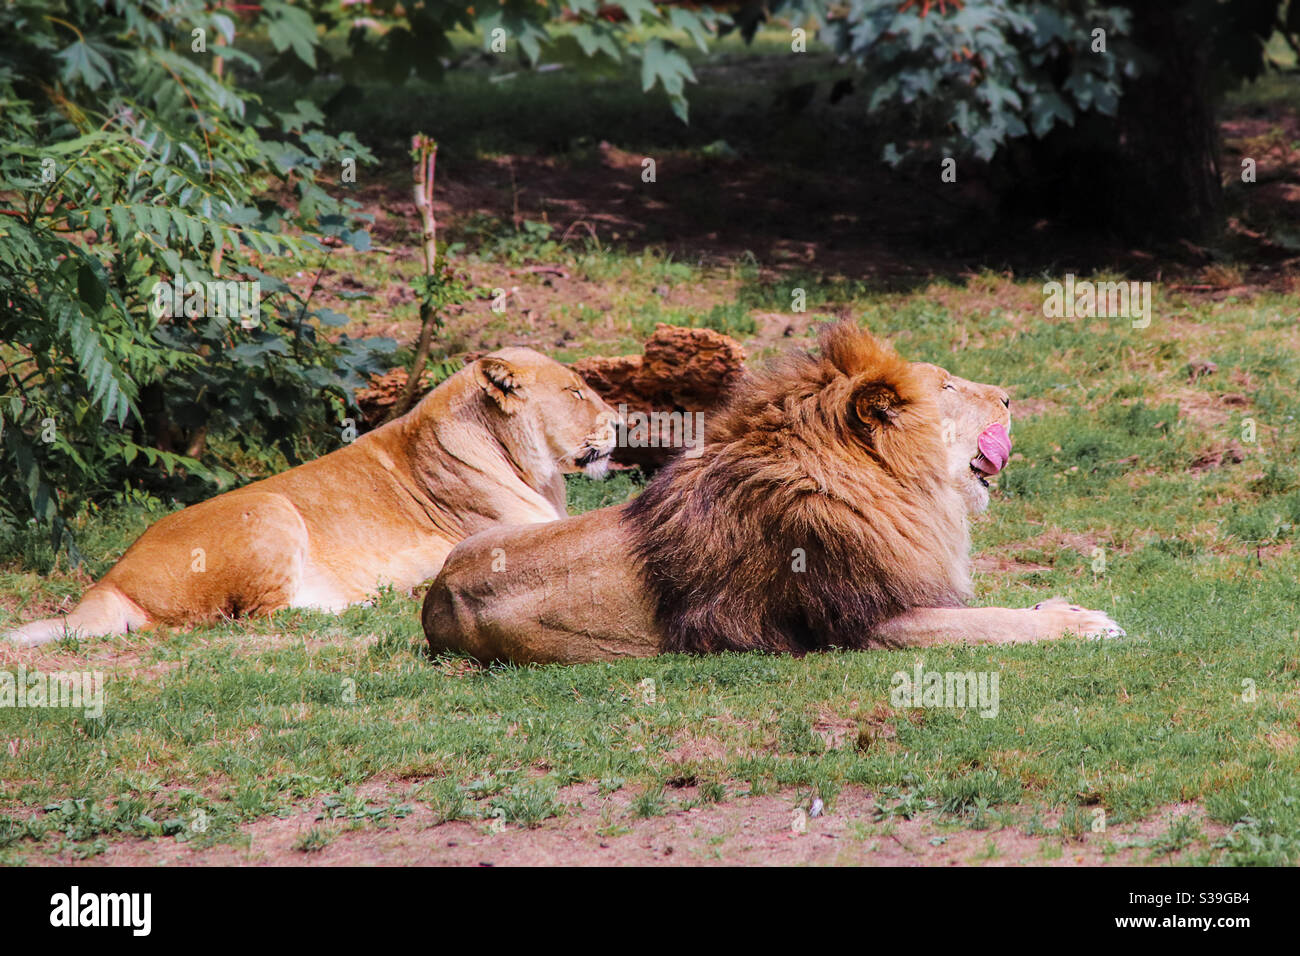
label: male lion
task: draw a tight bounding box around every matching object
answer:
[6,349,617,647]
[422,323,1123,664]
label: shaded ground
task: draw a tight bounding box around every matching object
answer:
[279,94,1300,369]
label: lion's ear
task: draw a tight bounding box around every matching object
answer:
[475,357,531,414]
[851,380,906,429]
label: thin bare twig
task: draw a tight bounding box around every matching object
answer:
[384,135,440,423]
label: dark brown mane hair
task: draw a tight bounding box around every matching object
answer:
[623,321,972,654]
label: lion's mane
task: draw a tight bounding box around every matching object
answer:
[623,322,973,654]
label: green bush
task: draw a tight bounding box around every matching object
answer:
[0,0,394,557]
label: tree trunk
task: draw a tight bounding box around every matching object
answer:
[998,3,1224,242]
[1116,3,1224,240]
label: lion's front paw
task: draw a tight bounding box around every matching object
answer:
[1031,597,1125,640]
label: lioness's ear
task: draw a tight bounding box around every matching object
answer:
[851,380,906,428]
[475,356,531,414]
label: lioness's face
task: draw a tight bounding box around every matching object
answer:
[911,362,1011,514]
[475,348,618,478]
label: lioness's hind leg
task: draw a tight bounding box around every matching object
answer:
[4,584,148,647]
[101,491,311,625]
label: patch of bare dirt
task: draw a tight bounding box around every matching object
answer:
[1189,441,1247,474]
[972,554,1056,577]
[974,527,1128,579]
[1006,397,1064,421]
[1220,109,1300,260]
[0,632,178,684]
[1176,386,1255,431]
[749,310,824,350]
[55,783,1225,867]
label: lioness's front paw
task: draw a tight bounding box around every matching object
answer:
[1031,597,1125,639]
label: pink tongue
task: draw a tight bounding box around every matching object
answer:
[973,422,1011,475]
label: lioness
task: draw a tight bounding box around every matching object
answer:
[423,323,1123,663]
[6,349,617,647]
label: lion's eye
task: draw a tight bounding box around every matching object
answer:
[943,383,955,391]
[569,386,585,400]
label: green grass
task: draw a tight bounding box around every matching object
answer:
[7,276,1300,861]
[3,37,1300,864]
[5,289,1300,864]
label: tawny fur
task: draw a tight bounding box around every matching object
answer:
[423,321,1124,665]
[624,322,971,654]
[6,348,617,647]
